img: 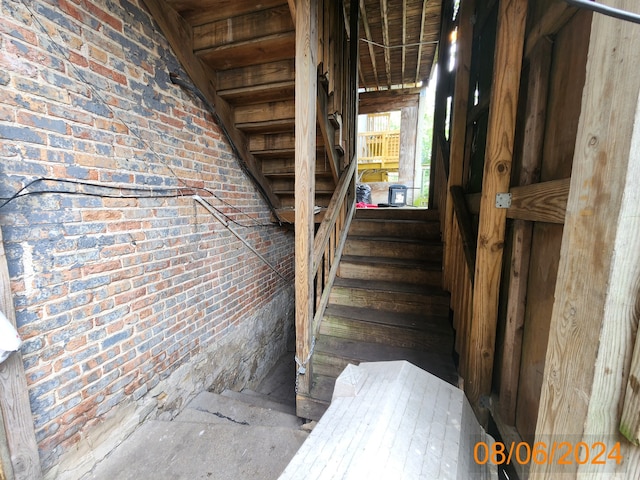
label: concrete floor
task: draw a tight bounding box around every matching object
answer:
[83,353,308,480]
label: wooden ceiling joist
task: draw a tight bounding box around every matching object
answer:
[379,0,393,87]
[415,0,428,84]
[360,0,381,88]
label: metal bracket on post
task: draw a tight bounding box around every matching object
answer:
[495,193,512,209]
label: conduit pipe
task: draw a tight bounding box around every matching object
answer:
[193,195,288,281]
[563,0,640,24]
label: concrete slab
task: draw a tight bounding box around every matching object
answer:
[84,420,308,480]
[175,391,302,429]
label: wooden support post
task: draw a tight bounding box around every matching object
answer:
[498,37,552,425]
[532,1,640,476]
[398,105,418,204]
[443,0,476,290]
[467,0,527,419]
[0,230,42,480]
[294,0,318,403]
[428,0,453,210]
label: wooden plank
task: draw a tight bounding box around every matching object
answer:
[0,401,13,480]
[0,232,41,479]
[217,80,295,105]
[532,1,640,476]
[508,178,568,223]
[196,32,295,70]
[379,0,392,87]
[465,178,569,224]
[498,37,552,425]
[192,5,293,50]
[443,0,475,291]
[294,0,318,402]
[234,100,295,125]
[216,60,295,91]
[467,0,528,418]
[167,0,284,26]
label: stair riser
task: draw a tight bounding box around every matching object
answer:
[338,262,442,286]
[319,317,453,353]
[349,220,440,240]
[329,287,449,316]
[312,353,348,378]
[343,239,442,261]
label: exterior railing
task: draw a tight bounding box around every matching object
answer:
[357,131,400,169]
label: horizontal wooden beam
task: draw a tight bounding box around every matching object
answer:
[466,178,569,224]
[358,88,421,114]
[196,32,295,70]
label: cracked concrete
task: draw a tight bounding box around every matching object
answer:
[82,353,308,480]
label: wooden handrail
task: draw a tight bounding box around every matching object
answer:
[313,157,357,272]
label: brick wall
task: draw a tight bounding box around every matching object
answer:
[0,0,295,476]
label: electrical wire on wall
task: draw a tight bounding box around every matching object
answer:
[0,177,279,229]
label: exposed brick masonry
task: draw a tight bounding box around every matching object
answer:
[0,0,295,474]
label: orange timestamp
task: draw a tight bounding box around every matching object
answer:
[473,440,623,467]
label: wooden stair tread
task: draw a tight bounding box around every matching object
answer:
[332,277,449,298]
[351,218,439,226]
[324,304,451,333]
[354,208,440,221]
[347,234,442,246]
[340,254,441,269]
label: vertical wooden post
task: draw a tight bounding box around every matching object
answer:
[348,0,359,163]
[0,230,42,480]
[294,0,318,403]
[398,105,418,204]
[0,409,12,480]
[532,1,640,476]
[443,0,476,290]
[428,0,453,210]
[497,37,552,425]
[467,0,527,418]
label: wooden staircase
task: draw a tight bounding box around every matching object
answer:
[300,208,458,419]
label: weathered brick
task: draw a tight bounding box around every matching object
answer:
[0,124,47,144]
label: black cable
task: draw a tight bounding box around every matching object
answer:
[0,177,280,228]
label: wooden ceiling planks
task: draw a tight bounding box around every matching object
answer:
[346,0,442,90]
